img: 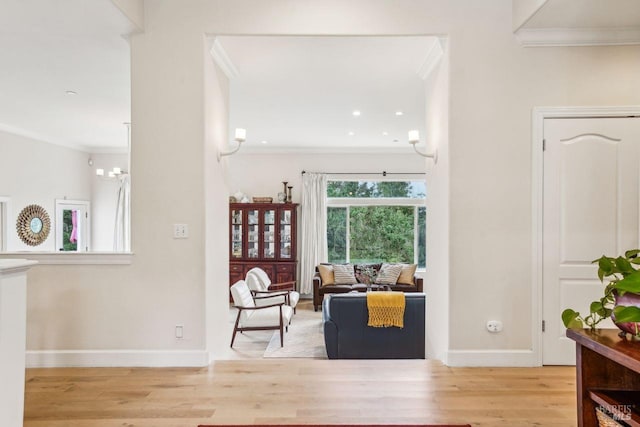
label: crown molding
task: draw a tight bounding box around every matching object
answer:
[516,26,640,47]
[0,123,128,154]
[416,38,444,80]
[210,38,239,79]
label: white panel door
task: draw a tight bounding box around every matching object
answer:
[543,117,640,365]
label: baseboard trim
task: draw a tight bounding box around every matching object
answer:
[446,349,539,367]
[26,349,209,368]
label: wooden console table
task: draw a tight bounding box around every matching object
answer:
[567,328,640,426]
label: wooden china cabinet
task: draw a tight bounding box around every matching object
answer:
[229,203,298,299]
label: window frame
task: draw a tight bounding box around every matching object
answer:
[326,178,426,267]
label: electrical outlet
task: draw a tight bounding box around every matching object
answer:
[486,320,503,333]
[173,224,188,239]
[175,325,184,339]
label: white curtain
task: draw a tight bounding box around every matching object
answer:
[299,172,328,295]
[113,173,131,252]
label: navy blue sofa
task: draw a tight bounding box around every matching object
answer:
[322,292,426,359]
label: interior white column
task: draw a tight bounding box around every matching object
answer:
[0,259,37,427]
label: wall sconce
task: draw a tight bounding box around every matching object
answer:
[217,128,246,161]
[96,167,127,178]
[408,130,437,163]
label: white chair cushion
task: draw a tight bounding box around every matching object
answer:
[288,291,300,308]
[245,270,268,292]
[240,304,293,328]
[230,280,255,308]
[252,267,272,288]
[255,293,287,307]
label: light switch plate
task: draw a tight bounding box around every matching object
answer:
[173,224,188,239]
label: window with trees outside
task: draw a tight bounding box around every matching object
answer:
[326,179,426,268]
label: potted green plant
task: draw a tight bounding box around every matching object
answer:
[562,249,640,338]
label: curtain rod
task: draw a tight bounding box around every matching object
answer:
[301,170,425,176]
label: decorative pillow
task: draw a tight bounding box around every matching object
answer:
[397,264,418,285]
[375,263,403,285]
[318,264,335,285]
[333,264,357,285]
[354,263,382,284]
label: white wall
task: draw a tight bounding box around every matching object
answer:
[204,39,234,360]
[424,41,449,362]
[512,0,548,31]
[0,130,91,251]
[14,0,640,367]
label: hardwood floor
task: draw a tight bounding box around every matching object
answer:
[24,302,578,427]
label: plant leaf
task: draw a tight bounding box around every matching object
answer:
[625,249,640,259]
[616,256,634,275]
[615,271,640,293]
[613,305,640,323]
[561,309,583,329]
[598,256,609,270]
[590,301,605,316]
[631,258,640,265]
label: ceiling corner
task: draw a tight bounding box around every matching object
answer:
[210,38,239,80]
[416,39,444,81]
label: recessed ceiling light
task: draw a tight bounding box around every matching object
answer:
[65,90,77,96]
[352,110,361,116]
[395,111,403,116]
[261,140,268,144]
[382,131,388,136]
[348,131,355,136]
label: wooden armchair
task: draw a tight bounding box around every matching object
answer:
[229,280,293,347]
[246,267,300,313]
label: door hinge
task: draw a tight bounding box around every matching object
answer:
[85,212,88,218]
[542,320,546,332]
[542,139,546,151]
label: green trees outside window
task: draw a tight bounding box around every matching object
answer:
[326,180,426,267]
[62,209,77,251]
[327,207,347,263]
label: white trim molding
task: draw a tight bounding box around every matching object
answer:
[531,106,640,367]
[26,349,209,368]
[0,122,128,154]
[0,252,133,265]
[446,350,538,367]
[517,27,640,47]
[416,38,444,80]
[209,38,239,79]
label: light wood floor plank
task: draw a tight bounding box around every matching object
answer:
[25,359,577,427]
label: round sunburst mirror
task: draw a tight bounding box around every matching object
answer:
[16,204,51,246]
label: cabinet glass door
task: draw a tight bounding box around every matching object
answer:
[247,209,259,258]
[231,209,243,259]
[264,209,275,258]
[280,208,292,259]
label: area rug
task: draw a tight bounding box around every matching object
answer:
[199,424,472,427]
[263,315,327,358]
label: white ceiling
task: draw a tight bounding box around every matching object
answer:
[523,0,640,28]
[3,1,638,154]
[214,36,438,152]
[0,0,133,152]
